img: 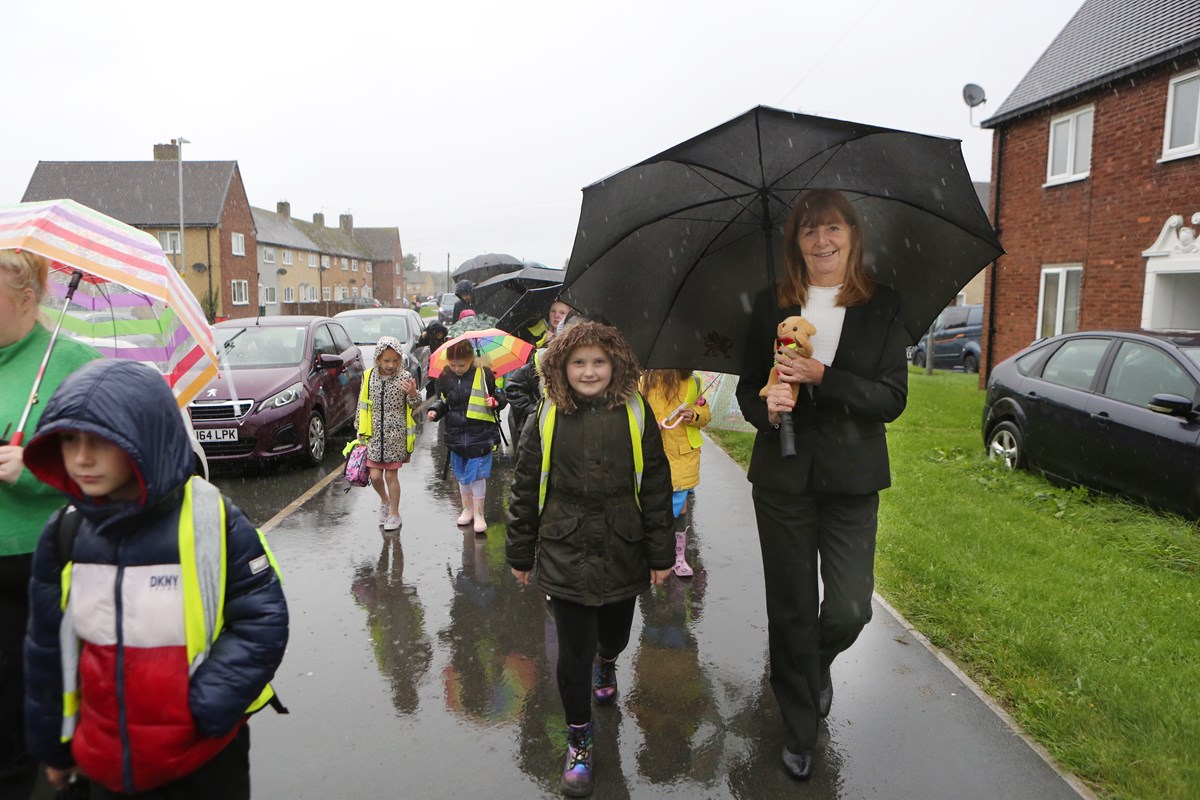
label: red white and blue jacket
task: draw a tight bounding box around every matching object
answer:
[23,360,289,794]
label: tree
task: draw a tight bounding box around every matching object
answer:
[402,253,419,271]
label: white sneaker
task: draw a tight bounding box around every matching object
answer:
[383,515,401,531]
[378,504,388,523]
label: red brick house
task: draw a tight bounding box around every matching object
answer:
[981,0,1200,377]
[22,147,259,321]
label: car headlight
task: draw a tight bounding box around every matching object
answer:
[260,382,304,411]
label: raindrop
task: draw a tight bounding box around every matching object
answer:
[668,248,675,259]
[787,137,794,148]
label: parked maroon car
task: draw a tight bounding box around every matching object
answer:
[189,316,364,465]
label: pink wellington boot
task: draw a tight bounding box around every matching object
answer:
[673,526,693,577]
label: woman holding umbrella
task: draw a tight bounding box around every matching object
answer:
[735,190,908,781]
[0,249,101,797]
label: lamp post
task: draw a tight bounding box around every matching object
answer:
[176,137,190,275]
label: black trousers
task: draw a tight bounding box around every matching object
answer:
[88,725,250,800]
[751,485,878,751]
[550,597,637,725]
[0,553,37,800]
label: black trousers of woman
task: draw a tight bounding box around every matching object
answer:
[0,554,38,800]
[751,485,878,752]
[550,597,637,724]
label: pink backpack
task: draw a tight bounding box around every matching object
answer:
[342,442,370,489]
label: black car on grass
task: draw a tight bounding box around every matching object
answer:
[982,330,1200,518]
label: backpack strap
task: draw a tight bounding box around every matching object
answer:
[54,506,82,566]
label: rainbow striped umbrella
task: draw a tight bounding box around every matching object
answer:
[0,199,218,410]
[428,327,534,378]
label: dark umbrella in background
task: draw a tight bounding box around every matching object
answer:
[472,264,564,318]
[452,253,525,285]
[560,105,1003,453]
[496,285,564,336]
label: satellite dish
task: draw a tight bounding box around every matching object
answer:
[962,83,987,108]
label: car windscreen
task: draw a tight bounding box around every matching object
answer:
[336,315,411,345]
[1180,346,1200,370]
[216,326,307,368]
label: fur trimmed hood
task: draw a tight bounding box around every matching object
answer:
[539,322,642,413]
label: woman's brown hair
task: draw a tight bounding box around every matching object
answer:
[639,368,692,406]
[777,189,875,309]
[540,322,641,414]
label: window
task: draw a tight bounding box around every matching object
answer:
[309,253,318,268]
[330,324,353,354]
[338,286,348,300]
[298,283,311,303]
[351,259,358,272]
[263,247,276,264]
[158,231,180,254]
[1038,265,1082,339]
[1040,337,1108,391]
[1163,70,1200,161]
[231,232,246,256]
[231,279,249,305]
[395,287,404,299]
[284,286,295,303]
[341,257,349,271]
[282,250,293,266]
[365,261,372,274]
[395,263,401,275]
[313,325,337,357]
[323,286,331,301]
[260,285,277,305]
[1046,106,1093,185]
[352,287,359,298]
[321,255,330,270]
[1102,341,1196,407]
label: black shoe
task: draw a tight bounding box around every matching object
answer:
[781,746,812,780]
[818,670,833,719]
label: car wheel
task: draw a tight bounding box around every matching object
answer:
[912,351,926,368]
[963,353,979,373]
[987,421,1024,469]
[305,410,327,465]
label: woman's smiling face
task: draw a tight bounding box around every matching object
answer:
[798,215,852,287]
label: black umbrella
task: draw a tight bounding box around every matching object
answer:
[452,253,524,284]
[496,284,564,334]
[473,265,565,317]
[560,105,1004,375]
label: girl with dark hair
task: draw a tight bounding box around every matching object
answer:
[506,322,674,797]
[735,189,909,781]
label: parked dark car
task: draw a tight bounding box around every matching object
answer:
[189,316,364,465]
[982,330,1200,518]
[911,303,983,372]
[333,308,426,383]
[438,291,459,324]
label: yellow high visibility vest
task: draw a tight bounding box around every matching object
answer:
[527,319,549,348]
[465,367,495,423]
[357,367,417,453]
[535,396,645,514]
[57,477,280,742]
[682,375,703,450]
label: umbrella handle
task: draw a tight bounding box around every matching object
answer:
[778,412,796,458]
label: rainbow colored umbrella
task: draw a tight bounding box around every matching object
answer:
[0,200,218,418]
[428,327,534,378]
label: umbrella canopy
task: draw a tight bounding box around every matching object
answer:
[428,328,534,379]
[560,105,1003,373]
[452,253,524,284]
[0,199,219,408]
[496,284,564,335]
[472,265,564,317]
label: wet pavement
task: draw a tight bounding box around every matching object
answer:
[218,418,1093,799]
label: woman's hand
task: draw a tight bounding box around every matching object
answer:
[45,766,75,789]
[773,348,825,386]
[650,568,672,586]
[0,445,24,485]
[426,410,437,422]
[511,568,530,586]
[765,383,795,426]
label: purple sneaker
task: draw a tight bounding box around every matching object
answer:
[592,656,618,705]
[560,723,593,796]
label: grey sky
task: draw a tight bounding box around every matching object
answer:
[2,0,1083,273]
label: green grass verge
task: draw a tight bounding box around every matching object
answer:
[707,368,1200,800]
[419,306,437,319]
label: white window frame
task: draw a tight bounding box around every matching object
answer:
[395,287,404,299]
[352,287,359,298]
[1162,69,1200,162]
[351,259,358,272]
[321,255,331,270]
[322,286,332,301]
[231,279,249,306]
[263,247,276,264]
[260,285,277,305]
[282,250,293,266]
[365,261,372,274]
[1037,264,1083,338]
[158,231,180,254]
[341,257,349,271]
[1045,105,1094,186]
[362,286,371,299]
[283,286,295,303]
[309,253,318,268]
[231,232,246,256]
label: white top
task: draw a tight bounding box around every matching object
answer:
[804,285,846,366]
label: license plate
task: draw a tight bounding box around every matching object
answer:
[194,428,238,442]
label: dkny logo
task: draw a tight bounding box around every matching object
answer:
[149,575,180,589]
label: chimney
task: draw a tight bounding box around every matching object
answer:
[153,142,179,161]
[339,214,353,234]
[313,213,325,227]
[277,201,290,219]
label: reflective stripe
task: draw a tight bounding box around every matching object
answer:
[684,375,703,450]
[466,367,494,423]
[536,397,645,514]
[357,368,374,436]
[59,554,79,742]
[528,319,548,347]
